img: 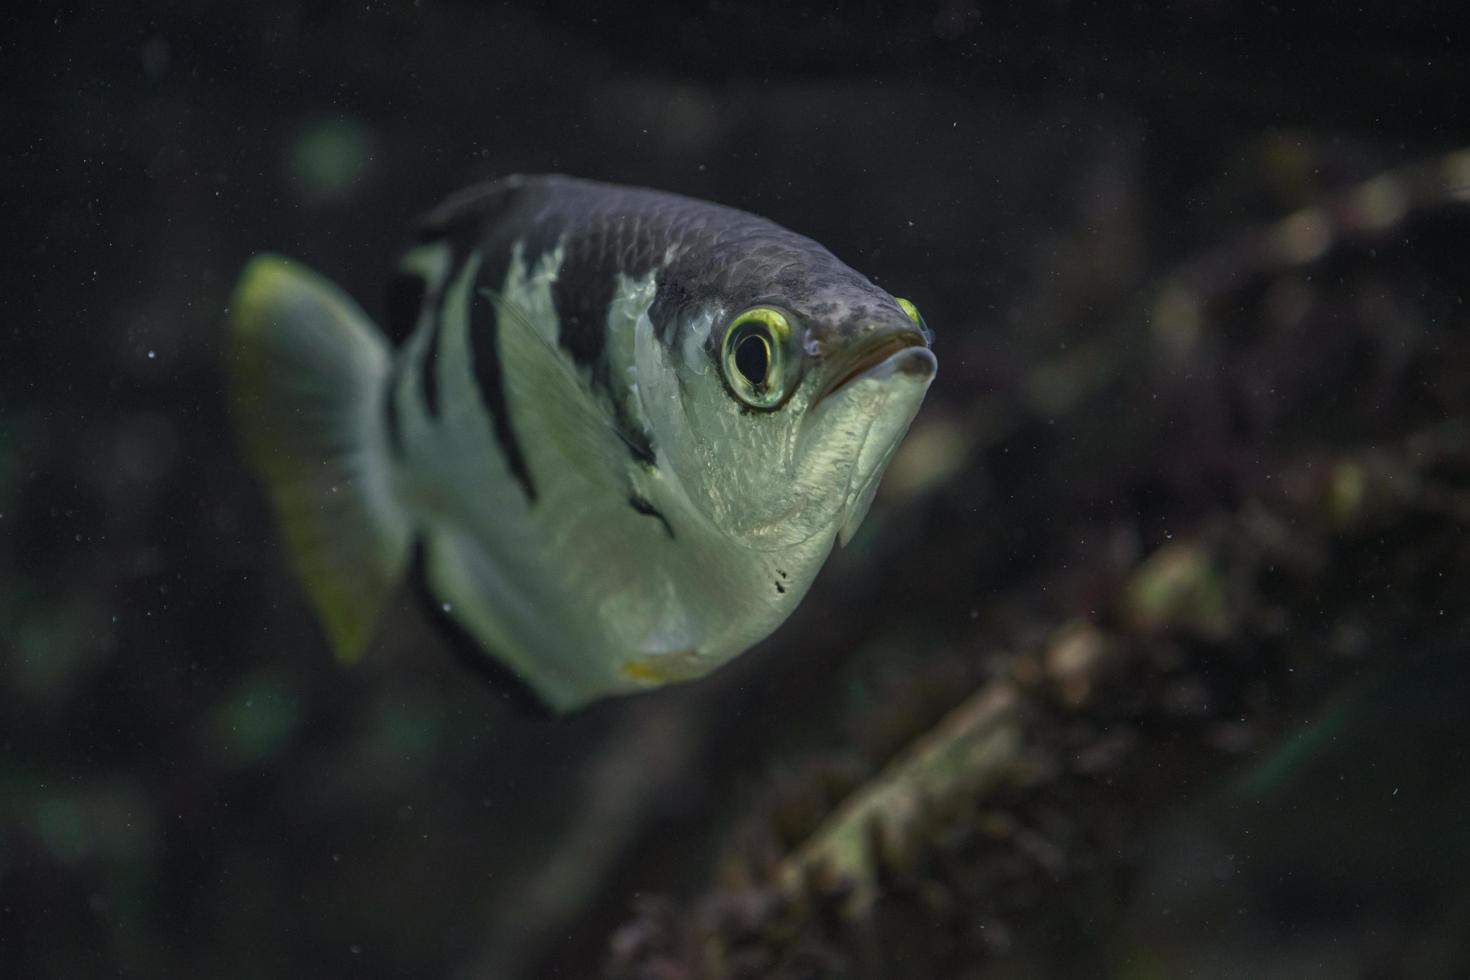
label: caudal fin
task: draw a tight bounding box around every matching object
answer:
[229,254,410,661]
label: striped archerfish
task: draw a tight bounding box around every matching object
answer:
[229,175,936,712]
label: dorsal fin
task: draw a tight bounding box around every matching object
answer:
[415,175,532,244]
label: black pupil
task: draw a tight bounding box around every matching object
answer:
[735,333,770,386]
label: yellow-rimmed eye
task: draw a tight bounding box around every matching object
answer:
[895,297,922,326]
[895,296,933,343]
[721,307,795,409]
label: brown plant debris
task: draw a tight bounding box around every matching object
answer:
[606,423,1470,980]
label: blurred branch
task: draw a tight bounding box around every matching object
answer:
[607,406,1470,980]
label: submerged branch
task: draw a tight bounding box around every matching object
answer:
[607,415,1470,980]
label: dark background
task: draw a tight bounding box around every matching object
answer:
[5,2,1470,978]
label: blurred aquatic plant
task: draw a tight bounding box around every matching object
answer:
[287,116,376,205]
[5,594,115,704]
[31,779,157,867]
[203,667,304,769]
[608,417,1470,978]
[1150,147,1470,367]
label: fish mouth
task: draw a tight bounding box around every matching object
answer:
[816,330,932,405]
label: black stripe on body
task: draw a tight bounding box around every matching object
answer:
[468,277,538,502]
[408,189,505,422]
[383,272,431,443]
[563,263,659,469]
[473,205,660,469]
[628,494,674,539]
[546,220,663,466]
[418,318,441,418]
[616,424,657,467]
[401,203,541,502]
[383,359,406,458]
[381,271,424,456]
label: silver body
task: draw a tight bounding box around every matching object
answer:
[231,176,936,711]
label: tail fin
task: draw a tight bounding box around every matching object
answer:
[229,254,410,661]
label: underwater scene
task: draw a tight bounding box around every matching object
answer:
[7,2,1470,977]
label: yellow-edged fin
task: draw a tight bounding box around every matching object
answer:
[229,254,410,661]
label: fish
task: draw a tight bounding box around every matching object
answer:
[228,175,936,712]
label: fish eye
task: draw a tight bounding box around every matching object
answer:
[721,307,794,409]
[734,333,770,386]
[895,296,934,343]
[895,297,922,326]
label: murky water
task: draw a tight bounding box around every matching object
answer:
[7,4,1470,978]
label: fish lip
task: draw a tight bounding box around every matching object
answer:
[815,330,931,405]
